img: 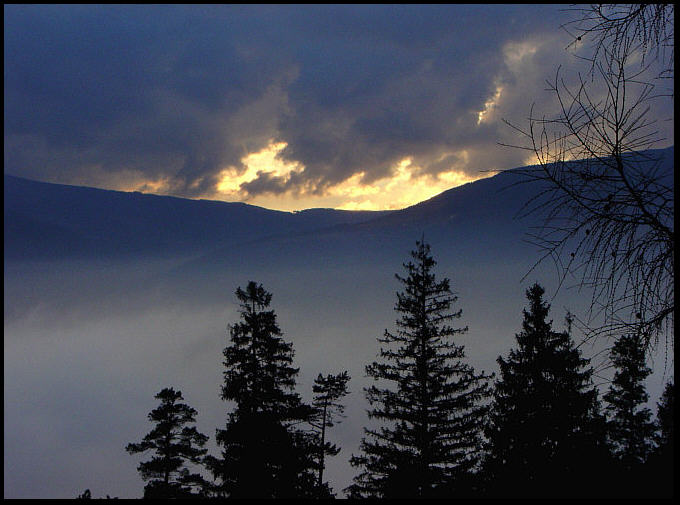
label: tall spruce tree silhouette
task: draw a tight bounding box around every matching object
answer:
[205,281,317,498]
[484,283,607,498]
[126,388,209,498]
[347,239,492,498]
[604,334,657,471]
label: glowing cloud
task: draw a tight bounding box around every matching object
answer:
[477,85,503,125]
[94,142,496,213]
[210,143,497,212]
[331,156,495,211]
[216,141,302,197]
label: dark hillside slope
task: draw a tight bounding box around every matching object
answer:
[165,146,674,298]
[5,146,671,265]
[3,175,390,259]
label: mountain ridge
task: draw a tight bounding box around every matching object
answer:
[4,146,673,262]
[3,174,392,260]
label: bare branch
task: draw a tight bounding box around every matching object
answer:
[500,4,674,360]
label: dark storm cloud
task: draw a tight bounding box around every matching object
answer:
[4,4,569,199]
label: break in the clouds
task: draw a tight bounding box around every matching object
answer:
[4,5,668,210]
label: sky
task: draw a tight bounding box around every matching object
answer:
[8,3,671,212]
[3,5,675,499]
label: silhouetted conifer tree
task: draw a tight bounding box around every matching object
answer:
[645,381,675,498]
[604,334,656,469]
[76,489,91,499]
[656,381,674,453]
[126,387,209,499]
[347,239,492,498]
[205,281,317,498]
[484,283,607,498]
[310,371,351,498]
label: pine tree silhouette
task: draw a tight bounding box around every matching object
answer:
[604,334,657,469]
[484,283,607,498]
[126,387,209,498]
[645,381,674,498]
[76,489,92,499]
[347,239,492,498]
[655,381,674,455]
[205,281,317,498]
[310,371,351,498]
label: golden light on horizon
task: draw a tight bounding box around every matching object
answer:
[100,141,497,213]
[210,142,497,212]
[216,141,301,195]
[325,156,496,211]
[115,174,176,195]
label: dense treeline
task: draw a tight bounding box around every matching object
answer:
[81,239,673,499]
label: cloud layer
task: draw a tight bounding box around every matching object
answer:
[3,5,672,210]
